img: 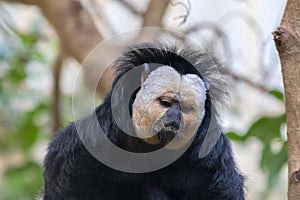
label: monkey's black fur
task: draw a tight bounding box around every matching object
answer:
[43,43,245,200]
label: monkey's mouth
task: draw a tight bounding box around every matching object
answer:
[157,127,179,143]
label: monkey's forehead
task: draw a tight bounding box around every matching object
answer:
[140,66,207,102]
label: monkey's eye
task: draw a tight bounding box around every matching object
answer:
[159,98,172,108]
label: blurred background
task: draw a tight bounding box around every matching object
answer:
[0,0,287,199]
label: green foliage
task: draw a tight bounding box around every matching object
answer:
[0,17,53,200]
[1,161,43,200]
[269,90,284,101]
[2,103,49,151]
[228,91,287,192]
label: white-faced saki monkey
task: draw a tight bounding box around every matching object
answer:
[43,42,245,200]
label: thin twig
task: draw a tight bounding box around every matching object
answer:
[222,67,269,92]
[52,50,65,133]
[134,0,169,42]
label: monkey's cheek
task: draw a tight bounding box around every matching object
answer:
[134,126,152,138]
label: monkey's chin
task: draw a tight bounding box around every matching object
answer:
[157,130,177,144]
[159,129,194,150]
[156,128,191,150]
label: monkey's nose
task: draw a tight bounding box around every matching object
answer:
[165,106,181,130]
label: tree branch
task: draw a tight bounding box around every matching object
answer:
[222,67,269,92]
[273,0,300,199]
[3,0,114,94]
[135,0,169,42]
[37,0,103,61]
[2,0,171,129]
[5,0,36,4]
[52,50,65,133]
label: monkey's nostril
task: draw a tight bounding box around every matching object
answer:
[165,119,180,130]
[165,115,181,130]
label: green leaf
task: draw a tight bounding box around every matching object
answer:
[12,103,49,151]
[15,32,38,48]
[32,50,47,63]
[260,142,288,189]
[269,90,284,101]
[1,161,43,200]
[226,132,247,141]
[244,114,286,141]
[8,58,28,83]
[260,143,271,170]
[229,113,287,191]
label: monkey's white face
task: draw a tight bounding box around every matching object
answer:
[132,66,207,149]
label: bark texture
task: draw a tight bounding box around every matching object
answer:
[273,0,300,199]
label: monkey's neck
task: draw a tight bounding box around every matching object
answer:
[120,134,165,153]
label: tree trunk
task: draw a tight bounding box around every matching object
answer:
[273,0,300,199]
